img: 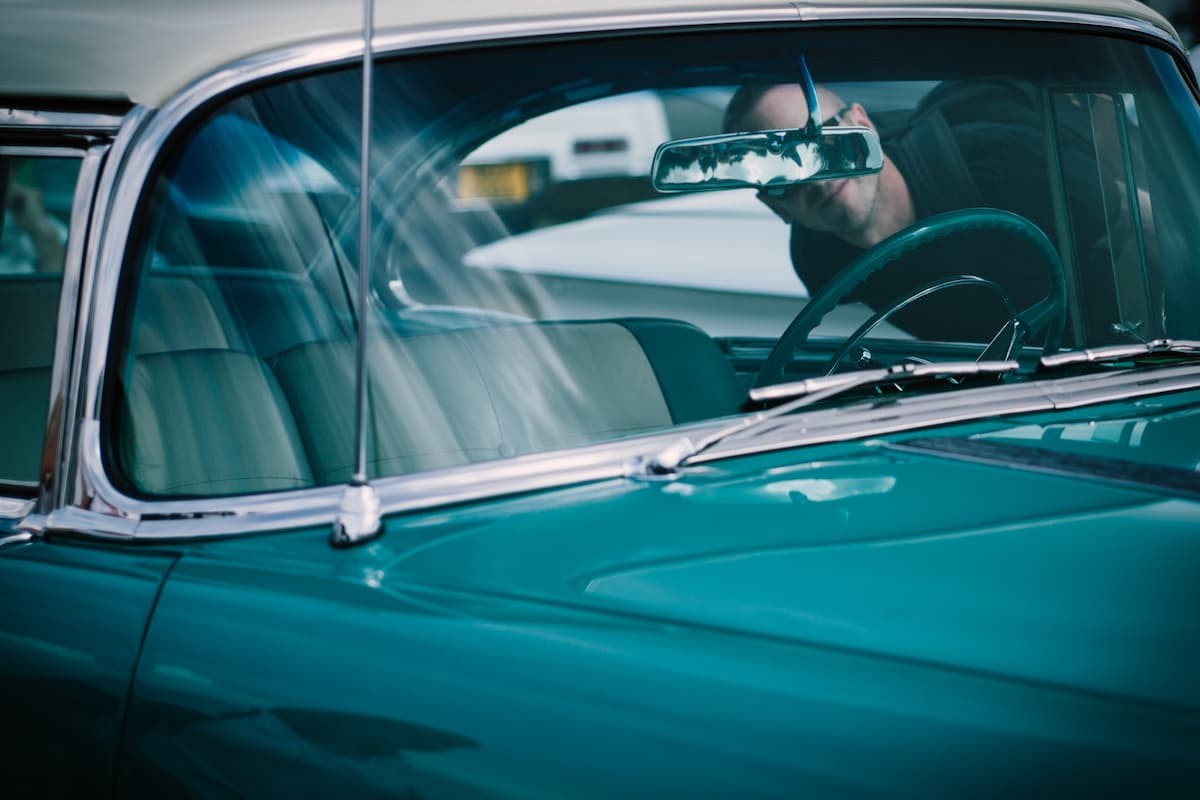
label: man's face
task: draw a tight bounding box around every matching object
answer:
[739,84,882,237]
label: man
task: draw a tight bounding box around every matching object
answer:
[2,177,66,274]
[724,81,1073,342]
[725,84,915,251]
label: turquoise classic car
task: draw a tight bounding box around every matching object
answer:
[2,0,1199,796]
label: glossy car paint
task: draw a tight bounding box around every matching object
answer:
[113,393,1200,796]
[0,539,174,794]
[3,1,1198,797]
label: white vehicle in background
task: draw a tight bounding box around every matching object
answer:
[457,84,932,338]
[456,89,729,230]
[464,190,800,337]
[464,190,910,340]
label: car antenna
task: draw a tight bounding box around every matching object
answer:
[332,0,383,547]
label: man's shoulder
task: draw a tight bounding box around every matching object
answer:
[789,224,861,286]
[914,80,1040,126]
[884,81,1045,174]
[873,82,1037,153]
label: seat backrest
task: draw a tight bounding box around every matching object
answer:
[119,349,314,495]
[132,266,347,359]
[272,318,742,484]
[131,272,240,355]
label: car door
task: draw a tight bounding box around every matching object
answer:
[0,128,175,797]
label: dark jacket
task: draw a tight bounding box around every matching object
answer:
[789,82,1101,342]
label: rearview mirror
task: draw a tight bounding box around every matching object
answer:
[651,126,883,193]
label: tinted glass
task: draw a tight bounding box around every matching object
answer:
[114,26,1200,497]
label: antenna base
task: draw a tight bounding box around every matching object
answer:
[331,482,382,547]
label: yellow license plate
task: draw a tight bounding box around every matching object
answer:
[457,162,532,202]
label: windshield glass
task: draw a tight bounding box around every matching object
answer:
[112,24,1200,497]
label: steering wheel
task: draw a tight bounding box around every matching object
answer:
[753,207,1067,389]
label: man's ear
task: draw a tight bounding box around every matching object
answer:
[845,102,874,131]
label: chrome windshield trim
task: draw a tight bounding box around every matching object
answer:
[64,106,153,514]
[797,4,1177,47]
[65,3,1188,541]
[60,427,692,541]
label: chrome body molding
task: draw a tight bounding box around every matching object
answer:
[62,426,690,541]
[58,3,1191,541]
[0,531,35,550]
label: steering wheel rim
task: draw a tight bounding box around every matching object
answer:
[753,207,1067,389]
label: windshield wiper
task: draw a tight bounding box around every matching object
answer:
[633,359,1019,477]
[1037,339,1200,373]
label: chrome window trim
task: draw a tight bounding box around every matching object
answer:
[0,108,124,135]
[64,3,1190,541]
[0,142,97,517]
[38,145,108,513]
[0,145,90,158]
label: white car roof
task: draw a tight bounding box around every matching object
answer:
[0,0,1179,108]
[464,191,802,297]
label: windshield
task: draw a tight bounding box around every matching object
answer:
[112,24,1200,497]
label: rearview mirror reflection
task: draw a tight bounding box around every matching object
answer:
[651,126,883,193]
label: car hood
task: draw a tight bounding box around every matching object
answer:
[382,400,1200,713]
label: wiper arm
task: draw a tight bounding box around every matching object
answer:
[633,359,1018,477]
[1038,338,1200,373]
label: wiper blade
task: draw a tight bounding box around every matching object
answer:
[1038,339,1200,372]
[747,359,1019,404]
[634,359,1018,476]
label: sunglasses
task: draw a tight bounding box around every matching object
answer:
[821,107,849,127]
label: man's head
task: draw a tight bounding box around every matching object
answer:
[724,83,884,238]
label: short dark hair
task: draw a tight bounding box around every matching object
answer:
[722,84,777,133]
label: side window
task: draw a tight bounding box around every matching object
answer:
[0,154,81,488]
[1050,92,1161,343]
[114,108,355,497]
